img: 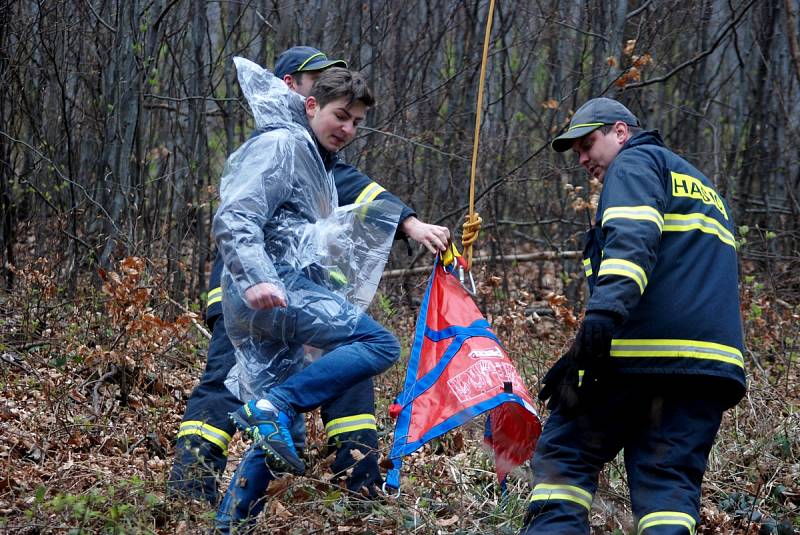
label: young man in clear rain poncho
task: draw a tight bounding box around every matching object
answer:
[212,58,403,521]
[169,47,451,510]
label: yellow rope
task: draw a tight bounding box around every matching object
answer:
[463,0,495,271]
[462,213,483,248]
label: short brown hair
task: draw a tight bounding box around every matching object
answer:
[310,67,374,109]
[599,123,642,136]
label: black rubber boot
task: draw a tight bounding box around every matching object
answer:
[167,435,227,505]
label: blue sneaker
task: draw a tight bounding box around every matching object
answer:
[230,401,305,475]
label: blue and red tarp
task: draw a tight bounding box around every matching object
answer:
[385,252,541,490]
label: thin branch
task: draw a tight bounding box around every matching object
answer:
[359,126,468,161]
[382,250,581,279]
[0,131,121,236]
[143,93,238,103]
[552,20,609,43]
[623,0,759,90]
[625,0,653,20]
[166,296,211,340]
[83,0,116,33]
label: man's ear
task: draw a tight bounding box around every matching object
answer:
[283,74,296,91]
[305,95,318,119]
[614,121,630,144]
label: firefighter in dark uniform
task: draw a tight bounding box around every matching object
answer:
[522,98,746,534]
[168,46,450,505]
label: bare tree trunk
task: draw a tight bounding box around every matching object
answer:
[0,0,13,288]
[99,1,143,270]
[786,0,800,85]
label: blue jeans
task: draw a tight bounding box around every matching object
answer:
[216,268,399,529]
[215,375,385,531]
[214,446,275,534]
[223,266,400,420]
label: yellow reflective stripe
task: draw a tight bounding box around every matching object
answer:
[583,258,593,277]
[354,182,386,219]
[363,185,385,204]
[177,420,232,454]
[296,52,325,71]
[663,213,736,248]
[568,122,605,131]
[354,182,385,205]
[325,414,377,438]
[611,339,744,369]
[328,269,348,287]
[597,258,648,294]
[530,483,592,511]
[207,286,222,307]
[602,205,664,231]
[638,511,696,534]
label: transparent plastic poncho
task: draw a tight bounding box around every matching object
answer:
[213,57,401,402]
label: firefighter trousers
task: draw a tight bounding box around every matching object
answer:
[521,376,727,535]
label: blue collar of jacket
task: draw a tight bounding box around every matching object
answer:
[619,129,664,154]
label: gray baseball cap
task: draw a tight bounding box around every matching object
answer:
[551,97,640,152]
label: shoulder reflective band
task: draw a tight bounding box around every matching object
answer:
[611,339,744,368]
[177,420,233,454]
[530,483,592,511]
[207,286,222,308]
[602,205,664,231]
[325,414,377,438]
[663,213,736,248]
[597,258,648,294]
[638,511,696,535]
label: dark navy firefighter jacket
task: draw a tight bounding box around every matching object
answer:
[583,130,746,406]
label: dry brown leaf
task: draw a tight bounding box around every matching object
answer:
[269,500,293,519]
[623,39,636,56]
[632,53,653,67]
[452,431,465,452]
[435,515,459,527]
[266,474,294,496]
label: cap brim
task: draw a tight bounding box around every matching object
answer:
[551,124,603,152]
[298,58,347,72]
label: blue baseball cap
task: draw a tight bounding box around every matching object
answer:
[274,46,347,79]
[551,97,640,152]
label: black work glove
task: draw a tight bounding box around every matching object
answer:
[572,311,618,404]
[537,345,580,413]
[573,311,617,370]
[538,311,618,413]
